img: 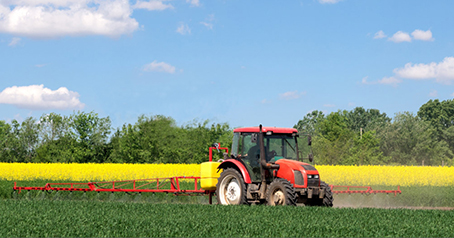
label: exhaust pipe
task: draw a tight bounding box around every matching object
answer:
[259,124,279,199]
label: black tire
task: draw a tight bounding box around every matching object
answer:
[307,181,334,207]
[216,168,248,205]
[266,178,297,206]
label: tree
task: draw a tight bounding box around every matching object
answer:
[313,111,353,165]
[377,112,452,166]
[294,110,325,135]
[70,111,111,163]
[35,113,76,163]
[418,99,454,136]
[345,107,391,133]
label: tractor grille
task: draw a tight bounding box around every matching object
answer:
[294,171,304,186]
[307,177,319,187]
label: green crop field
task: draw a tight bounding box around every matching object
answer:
[1,199,453,237]
[2,180,454,237]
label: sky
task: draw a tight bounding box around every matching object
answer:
[1,0,454,130]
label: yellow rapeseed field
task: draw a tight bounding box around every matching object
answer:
[0,163,200,181]
[1,163,453,186]
[316,165,454,187]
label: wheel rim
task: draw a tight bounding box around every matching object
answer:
[271,189,285,205]
[219,174,241,205]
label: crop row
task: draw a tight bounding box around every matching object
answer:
[1,162,453,186]
[1,199,453,237]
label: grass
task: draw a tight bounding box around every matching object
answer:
[1,199,453,237]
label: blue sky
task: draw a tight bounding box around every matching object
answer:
[1,0,453,129]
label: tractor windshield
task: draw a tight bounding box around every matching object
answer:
[265,135,298,162]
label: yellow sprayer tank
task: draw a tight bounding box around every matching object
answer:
[200,162,221,191]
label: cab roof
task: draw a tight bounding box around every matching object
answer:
[233,126,298,134]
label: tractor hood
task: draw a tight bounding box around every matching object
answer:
[274,159,320,188]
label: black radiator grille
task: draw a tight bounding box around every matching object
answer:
[307,178,319,187]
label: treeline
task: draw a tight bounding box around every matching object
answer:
[0,112,232,164]
[295,99,454,166]
[1,99,453,165]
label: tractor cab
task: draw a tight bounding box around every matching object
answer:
[230,127,312,182]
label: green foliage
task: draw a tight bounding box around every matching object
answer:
[0,118,39,162]
[108,115,232,164]
[376,112,452,166]
[1,199,453,237]
[345,107,391,132]
[294,110,325,135]
[310,110,387,165]
[296,104,453,166]
[418,99,454,137]
[418,99,454,162]
[0,112,231,164]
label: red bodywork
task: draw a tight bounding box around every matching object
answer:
[275,159,319,188]
[218,159,252,184]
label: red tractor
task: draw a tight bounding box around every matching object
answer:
[215,125,333,206]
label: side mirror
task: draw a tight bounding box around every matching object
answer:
[212,142,220,153]
[308,153,313,163]
[308,135,312,146]
[251,133,258,143]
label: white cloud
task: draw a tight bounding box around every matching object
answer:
[279,91,306,100]
[200,22,213,30]
[323,104,335,107]
[361,76,401,87]
[186,0,200,7]
[200,14,214,30]
[0,84,85,110]
[429,90,438,97]
[0,0,139,38]
[411,29,434,41]
[361,76,370,84]
[373,30,386,39]
[8,37,20,46]
[377,76,402,87]
[393,57,454,84]
[388,31,411,43]
[261,99,271,104]
[133,0,174,11]
[318,0,342,4]
[143,61,176,73]
[176,23,191,35]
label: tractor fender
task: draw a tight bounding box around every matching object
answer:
[217,159,252,184]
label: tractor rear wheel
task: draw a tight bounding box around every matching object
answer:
[307,181,334,207]
[216,168,248,205]
[266,178,297,206]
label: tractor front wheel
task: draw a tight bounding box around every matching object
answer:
[266,178,297,206]
[216,168,248,205]
[306,181,334,207]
